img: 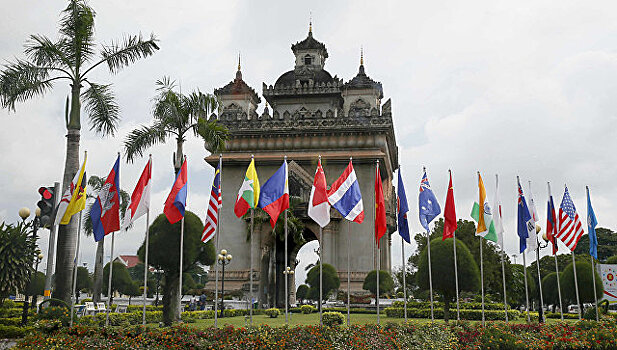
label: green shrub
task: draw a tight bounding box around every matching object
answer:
[0,308,23,318]
[0,317,20,326]
[33,319,62,334]
[0,325,32,338]
[583,306,602,320]
[384,307,519,320]
[546,312,579,319]
[300,305,316,314]
[322,311,344,326]
[36,306,70,326]
[1,300,16,309]
[265,308,280,318]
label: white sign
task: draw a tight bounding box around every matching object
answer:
[597,264,617,304]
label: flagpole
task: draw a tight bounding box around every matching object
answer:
[142,155,152,326]
[572,251,582,320]
[106,232,115,326]
[401,236,408,322]
[376,160,380,326]
[424,167,434,322]
[528,181,544,323]
[548,182,564,321]
[319,225,323,326]
[523,251,530,323]
[495,174,507,323]
[178,217,185,321]
[451,170,460,322]
[284,208,289,325]
[70,212,82,327]
[480,236,485,326]
[587,186,599,322]
[347,218,351,326]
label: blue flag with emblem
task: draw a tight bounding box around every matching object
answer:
[587,186,598,259]
[397,170,410,243]
[419,171,441,231]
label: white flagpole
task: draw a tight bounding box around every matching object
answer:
[70,212,82,327]
[106,232,115,326]
[347,158,351,327]
[284,208,289,325]
[319,225,323,326]
[480,237,485,326]
[142,155,152,326]
[523,251,530,323]
[215,154,226,327]
[178,217,185,320]
[587,186,599,322]
[452,170,460,322]
[376,160,380,326]
[402,237,408,322]
[529,181,545,323]
[548,182,564,321]
[495,174,507,323]
[424,167,434,322]
[572,251,582,320]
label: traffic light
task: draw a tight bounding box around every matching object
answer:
[37,186,55,228]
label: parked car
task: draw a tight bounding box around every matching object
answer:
[567,304,579,313]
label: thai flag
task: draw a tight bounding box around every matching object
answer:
[122,158,152,230]
[258,160,289,228]
[327,160,364,224]
[91,155,121,242]
[164,158,188,224]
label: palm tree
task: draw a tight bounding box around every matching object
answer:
[83,175,130,303]
[0,0,159,303]
[124,77,228,173]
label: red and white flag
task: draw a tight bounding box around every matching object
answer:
[122,158,152,230]
[307,158,330,228]
[555,185,584,251]
[202,162,221,243]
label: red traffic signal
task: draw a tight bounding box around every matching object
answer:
[38,187,53,200]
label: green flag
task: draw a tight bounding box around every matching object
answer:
[471,202,498,243]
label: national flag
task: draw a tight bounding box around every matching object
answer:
[327,160,364,223]
[517,178,535,253]
[91,155,121,242]
[397,170,410,244]
[442,171,457,240]
[164,158,188,225]
[55,153,88,226]
[587,187,598,259]
[307,158,330,228]
[546,183,558,255]
[375,163,387,247]
[527,182,540,223]
[555,186,584,251]
[202,163,221,243]
[258,160,289,228]
[122,158,152,230]
[493,174,505,248]
[234,158,260,218]
[419,171,441,231]
[470,172,498,243]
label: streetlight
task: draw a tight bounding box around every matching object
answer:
[18,207,31,222]
[283,266,295,324]
[31,251,43,312]
[19,207,39,325]
[217,249,232,317]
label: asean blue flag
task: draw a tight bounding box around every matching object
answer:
[419,171,441,231]
[587,187,598,259]
[259,160,289,228]
[397,170,410,244]
[164,159,188,224]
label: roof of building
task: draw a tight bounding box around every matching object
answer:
[344,64,384,98]
[214,69,261,103]
[274,68,336,89]
[116,255,141,269]
[291,31,328,58]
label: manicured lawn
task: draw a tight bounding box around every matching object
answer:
[189,313,577,328]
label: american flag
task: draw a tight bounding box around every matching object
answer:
[555,186,584,251]
[201,164,221,243]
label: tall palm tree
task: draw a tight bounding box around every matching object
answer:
[83,175,130,303]
[0,1,158,303]
[124,77,228,173]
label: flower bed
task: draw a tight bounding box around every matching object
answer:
[14,320,617,349]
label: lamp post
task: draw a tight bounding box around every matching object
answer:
[19,207,39,325]
[31,251,43,312]
[217,249,232,317]
[283,266,294,324]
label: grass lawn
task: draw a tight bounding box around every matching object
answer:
[189,313,577,328]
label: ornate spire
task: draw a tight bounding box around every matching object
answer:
[235,52,242,80]
[238,52,241,71]
[309,12,312,34]
[360,46,364,66]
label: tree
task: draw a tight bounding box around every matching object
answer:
[541,272,561,311]
[0,0,158,303]
[509,264,536,308]
[75,266,91,303]
[606,255,617,264]
[0,222,36,303]
[362,270,394,297]
[123,282,141,305]
[137,211,215,325]
[124,77,228,174]
[305,263,340,310]
[416,238,480,321]
[84,175,130,303]
[296,284,309,303]
[574,228,617,261]
[27,271,46,310]
[559,261,603,310]
[102,261,132,304]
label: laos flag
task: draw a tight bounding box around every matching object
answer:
[259,160,289,228]
[92,155,121,242]
[164,158,188,224]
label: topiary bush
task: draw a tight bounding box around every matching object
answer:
[322,311,344,327]
[0,325,33,339]
[300,305,316,314]
[265,308,280,318]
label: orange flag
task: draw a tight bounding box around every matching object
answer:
[375,163,387,247]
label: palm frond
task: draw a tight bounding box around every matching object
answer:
[98,34,159,74]
[124,124,167,163]
[82,82,119,136]
[0,60,60,110]
[155,76,175,92]
[196,118,229,153]
[59,0,96,66]
[186,91,218,128]
[24,35,73,74]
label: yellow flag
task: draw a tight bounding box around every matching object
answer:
[476,172,487,234]
[59,153,88,225]
[246,158,260,208]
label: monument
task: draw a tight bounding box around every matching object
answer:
[206,24,399,308]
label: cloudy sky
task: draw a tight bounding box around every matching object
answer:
[1,0,616,286]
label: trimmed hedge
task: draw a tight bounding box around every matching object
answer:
[0,317,21,326]
[300,305,316,314]
[126,305,162,313]
[0,325,33,339]
[546,312,580,319]
[391,301,509,310]
[384,307,520,320]
[265,308,280,318]
[322,311,344,326]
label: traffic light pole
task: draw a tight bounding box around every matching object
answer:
[44,182,60,300]
[21,216,39,325]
